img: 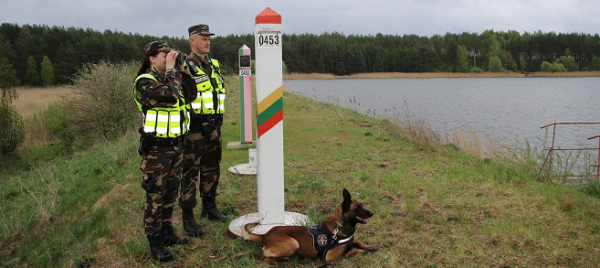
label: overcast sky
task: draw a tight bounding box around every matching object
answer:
[2,0,599,38]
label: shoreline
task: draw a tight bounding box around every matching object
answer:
[282,71,600,80]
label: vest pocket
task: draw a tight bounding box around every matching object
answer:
[144,110,183,138]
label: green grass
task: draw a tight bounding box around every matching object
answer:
[1,76,600,267]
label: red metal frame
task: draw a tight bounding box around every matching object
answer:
[537,122,600,182]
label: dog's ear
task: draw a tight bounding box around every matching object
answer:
[342,188,352,211]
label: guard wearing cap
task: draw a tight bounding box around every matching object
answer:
[133,41,197,262]
[179,24,228,237]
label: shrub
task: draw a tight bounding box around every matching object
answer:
[471,67,484,73]
[540,61,553,72]
[552,62,567,72]
[488,56,506,72]
[0,103,25,155]
[65,61,140,146]
[44,101,75,153]
[541,61,567,72]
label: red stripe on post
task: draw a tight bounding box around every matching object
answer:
[257,110,283,137]
[255,7,282,24]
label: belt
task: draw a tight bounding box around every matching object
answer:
[190,114,223,128]
[153,136,184,147]
[190,114,223,120]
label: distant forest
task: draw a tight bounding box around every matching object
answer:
[2,22,600,86]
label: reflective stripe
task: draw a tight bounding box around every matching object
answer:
[170,113,181,135]
[156,127,168,135]
[134,73,190,138]
[202,91,214,110]
[144,126,154,133]
[157,113,169,122]
[186,59,226,115]
[170,113,180,122]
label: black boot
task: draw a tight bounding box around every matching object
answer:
[200,197,228,222]
[161,225,189,247]
[182,208,203,237]
[147,233,173,262]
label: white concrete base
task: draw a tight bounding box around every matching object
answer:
[228,148,257,175]
[225,141,255,149]
[228,164,257,175]
[228,212,309,237]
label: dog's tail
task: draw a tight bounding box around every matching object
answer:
[241,222,264,244]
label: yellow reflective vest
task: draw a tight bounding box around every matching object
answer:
[187,58,226,115]
[133,73,189,138]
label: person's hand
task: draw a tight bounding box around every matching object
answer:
[165,51,178,70]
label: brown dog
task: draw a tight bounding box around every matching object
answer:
[241,188,377,265]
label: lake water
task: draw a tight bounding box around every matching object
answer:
[284,77,600,152]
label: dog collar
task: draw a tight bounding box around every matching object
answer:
[332,224,353,244]
[337,235,353,244]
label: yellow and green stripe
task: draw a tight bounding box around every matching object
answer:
[257,86,283,137]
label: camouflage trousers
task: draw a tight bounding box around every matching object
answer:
[140,143,183,235]
[179,117,223,209]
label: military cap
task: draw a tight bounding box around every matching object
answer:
[188,24,215,36]
[144,41,172,56]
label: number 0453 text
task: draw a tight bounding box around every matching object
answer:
[257,34,281,47]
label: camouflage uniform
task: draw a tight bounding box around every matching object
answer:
[179,24,228,225]
[134,41,197,236]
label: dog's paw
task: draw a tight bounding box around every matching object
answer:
[366,246,378,252]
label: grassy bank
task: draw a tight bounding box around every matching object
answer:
[2,77,600,267]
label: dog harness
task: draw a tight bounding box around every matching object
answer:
[308,222,353,267]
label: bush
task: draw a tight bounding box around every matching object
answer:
[0,104,25,155]
[541,61,567,72]
[540,61,553,72]
[471,67,484,73]
[65,61,140,146]
[552,62,567,72]
[43,101,75,153]
[488,56,506,72]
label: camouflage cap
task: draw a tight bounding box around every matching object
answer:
[188,24,215,36]
[144,41,172,56]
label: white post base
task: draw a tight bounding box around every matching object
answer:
[228,212,308,236]
[227,148,257,175]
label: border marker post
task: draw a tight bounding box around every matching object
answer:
[228,7,307,236]
[255,7,285,227]
[227,45,256,175]
[238,45,253,144]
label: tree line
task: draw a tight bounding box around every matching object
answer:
[2,22,600,87]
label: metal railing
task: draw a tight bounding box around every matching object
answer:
[537,122,600,182]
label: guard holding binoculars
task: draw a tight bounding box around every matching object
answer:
[179,24,228,238]
[133,41,197,262]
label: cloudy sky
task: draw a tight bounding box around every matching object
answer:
[2,0,599,38]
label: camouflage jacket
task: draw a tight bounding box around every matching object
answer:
[134,68,197,109]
